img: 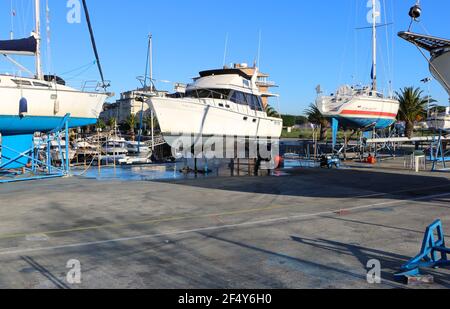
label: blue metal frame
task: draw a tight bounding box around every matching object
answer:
[396,219,449,278]
[0,114,71,183]
[430,132,450,171]
[331,118,339,151]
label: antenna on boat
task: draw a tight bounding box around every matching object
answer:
[34,0,43,80]
[371,0,378,92]
[10,0,14,40]
[257,30,262,68]
[222,33,229,68]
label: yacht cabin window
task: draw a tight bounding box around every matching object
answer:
[184,88,264,111]
[185,89,231,99]
[230,91,263,111]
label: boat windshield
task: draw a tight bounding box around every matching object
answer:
[230,91,264,111]
[184,88,264,112]
[185,89,231,100]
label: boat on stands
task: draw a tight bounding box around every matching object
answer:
[316,0,399,130]
[398,3,450,132]
[148,66,283,142]
[0,0,111,169]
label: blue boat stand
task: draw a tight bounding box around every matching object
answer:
[429,131,450,171]
[0,114,71,183]
[396,219,449,278]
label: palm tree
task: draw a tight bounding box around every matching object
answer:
[304,103,329,141]
[126,114,137,140]
[395,87,433,138]
[107,117,117,130]
[96,119,106,131]
[144,113,160,133]
[265,104,280,118]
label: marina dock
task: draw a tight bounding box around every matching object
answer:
[0,164,448,288]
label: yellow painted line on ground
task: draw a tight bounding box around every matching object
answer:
[0,204,287,241]
[0,183,449,242]
[0,191,450,257]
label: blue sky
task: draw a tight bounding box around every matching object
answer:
[1,0,449,115]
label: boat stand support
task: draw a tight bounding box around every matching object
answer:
[395,219,449,282]
[331,118,339,151]
[430,131,450,171]
[0,114,71,183]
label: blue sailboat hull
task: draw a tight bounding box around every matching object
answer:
[0,115,96,169]
[330,116,395,130]
[0,115,97,136]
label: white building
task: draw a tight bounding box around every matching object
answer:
[100,88,168,125]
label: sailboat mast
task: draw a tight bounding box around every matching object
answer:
[149,34,153,92]
[371,0,377,91]
[34,0,43,80]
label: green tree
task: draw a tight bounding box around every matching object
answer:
[96,119,106,131]
[107,117,117,130]
[295,115,308,126]
[126,114,137,140]
[395,87,433,138]
[265,104,281,118]
[281,114,296,127]
[304,104,329,141]
[143,113,160,133]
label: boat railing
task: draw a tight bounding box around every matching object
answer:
[81,80,111,92]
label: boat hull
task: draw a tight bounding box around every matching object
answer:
[329,116,395,129]
[317,96,399,129]
[0,79,108,135]
[148,97,283,140]
[431,51,450,96]
[0,115,97,135]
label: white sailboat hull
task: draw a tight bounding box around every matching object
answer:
[0,76,108,135]
[316,95,399,129]
[149,97,283,140]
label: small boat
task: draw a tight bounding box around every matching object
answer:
[101,137,128,159]
[427,108,450,132]
[74,139,99,159]
[118,156,152,166]
[50,140,76,163]
[126,141,151,156]
[316,0,399,130]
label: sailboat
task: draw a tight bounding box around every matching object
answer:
[0,0,111,168]
[316,0,399,130]
[398,3,450,131]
